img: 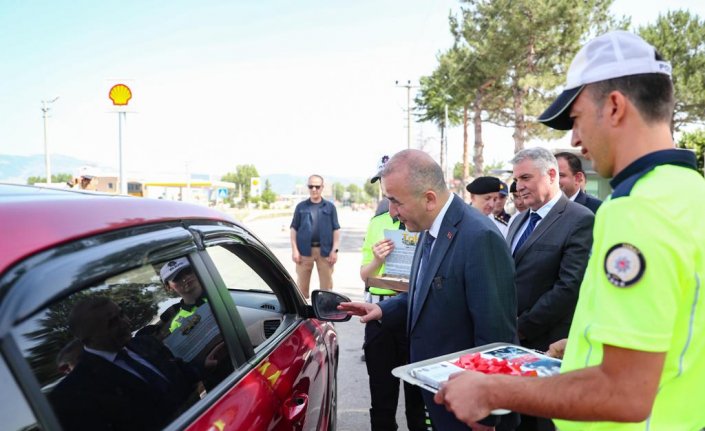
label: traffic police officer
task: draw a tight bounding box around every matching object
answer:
[159,258,208,332]
[434,30,705,431]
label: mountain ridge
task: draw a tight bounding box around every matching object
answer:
[0,154,367,195]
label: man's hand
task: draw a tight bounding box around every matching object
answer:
[372,238,395,261]
[292,250,301,264]
[434,371,494,426]
[326,250,338,265]
[337,301,382,323]
[547,338,568,359]
[469,423,495,431]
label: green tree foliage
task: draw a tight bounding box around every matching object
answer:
[260,179,277,208]
[363,180,379,202]
[678,129,705,174]
[345,184,362,204]
[438,41,507,180]
[456,0,617,151]
[417,0,616,184]
[453,160,506,179]
[27,173,72,185]
[331,182,345,202]
[415,51,464,173]
[639,10,705,131]
[221,164,259,203]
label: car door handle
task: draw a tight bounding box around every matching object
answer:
[282,393,309,422]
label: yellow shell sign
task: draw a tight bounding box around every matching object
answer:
[109,84,132,106]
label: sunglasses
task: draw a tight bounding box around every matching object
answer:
[307,185,321,190]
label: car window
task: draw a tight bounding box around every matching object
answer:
[11,258,233,431]
[207,244,273,293]
[206,245,284,349]
[0,355,40,431]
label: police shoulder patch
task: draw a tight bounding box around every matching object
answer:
[603,243,645,288]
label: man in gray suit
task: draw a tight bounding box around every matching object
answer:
[507,147,594,431]
[508,147,594,351]
[340,149,518,431]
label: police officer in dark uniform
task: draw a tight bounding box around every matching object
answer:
[467,176,509,237]
[492,180,511,226]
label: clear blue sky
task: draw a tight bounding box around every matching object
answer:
[1,0,703,180]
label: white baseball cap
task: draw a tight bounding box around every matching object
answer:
[75,165,100,179]
[538,30,672,130]
[370,155,390,184]
[160,257,191,283]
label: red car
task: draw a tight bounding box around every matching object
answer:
[0,184,350,431]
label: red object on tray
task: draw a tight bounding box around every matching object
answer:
[452,353,538,377]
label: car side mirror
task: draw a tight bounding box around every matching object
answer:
[311,290,352,322]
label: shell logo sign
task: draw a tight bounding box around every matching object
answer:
[250,177,261,197]
[109,83,132,106]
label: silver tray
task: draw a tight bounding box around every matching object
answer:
[392,342,562,415]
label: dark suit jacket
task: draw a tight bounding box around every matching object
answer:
[507,195,594,352]
[379,194,518,431]
[50,336,199,431]
[574,190,602,214]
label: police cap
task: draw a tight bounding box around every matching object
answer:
[466,176,502,195]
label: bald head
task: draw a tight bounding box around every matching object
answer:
[69,296,132,351]
[381,149,448,197]
[379,149,449,232]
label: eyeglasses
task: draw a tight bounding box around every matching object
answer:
[307,185,321,190]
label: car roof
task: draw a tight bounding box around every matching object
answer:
[0,183,238,274]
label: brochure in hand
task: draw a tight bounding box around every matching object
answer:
[163,303,222,364]
[392,343,562,415]
[382,229,419,278]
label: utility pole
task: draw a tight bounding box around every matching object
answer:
[41,97,59,183]
[444,103,450,183]
[395,80,418,149]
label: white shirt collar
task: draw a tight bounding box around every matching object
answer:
[568,190,579,201]
[533,191,562,219]
[428,193,453,239]
[84,346,118,362]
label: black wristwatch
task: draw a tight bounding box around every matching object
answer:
[334,248,339,253]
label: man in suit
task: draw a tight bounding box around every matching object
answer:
[50,296,200,431]
[506,147,594,431]
[340,149,518,431]
[554,152,602,213]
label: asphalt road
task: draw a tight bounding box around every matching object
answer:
[244,207,411,430]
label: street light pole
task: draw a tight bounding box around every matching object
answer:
[41,97,59,184]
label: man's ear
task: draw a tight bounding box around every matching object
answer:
[547,167,558,183]
[607,91,627,126]
[424,190,438,211]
